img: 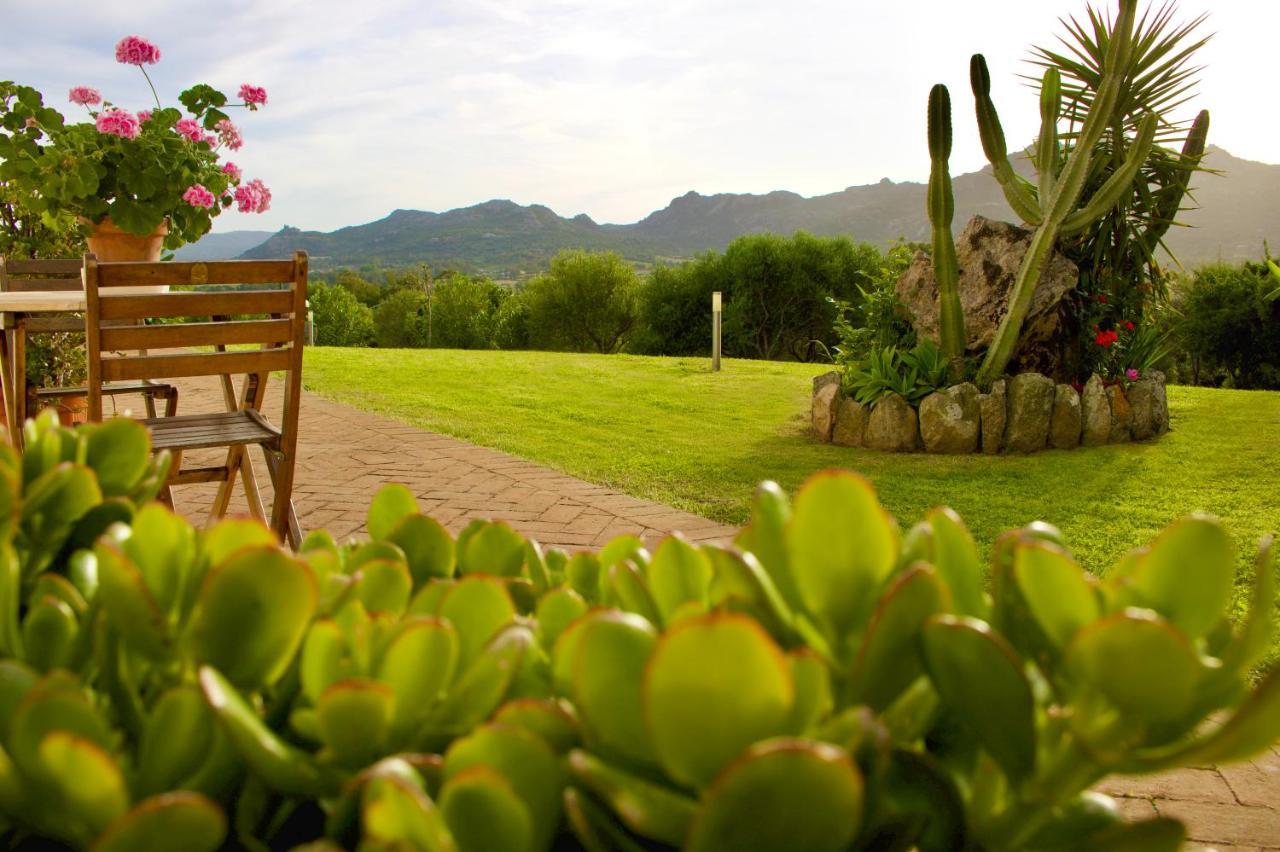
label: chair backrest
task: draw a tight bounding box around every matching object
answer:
[83,252,309,425]
[0,258,83,292]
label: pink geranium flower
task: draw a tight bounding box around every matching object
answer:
[233,178,271,213]
[174,118,205,143]
[115,35,161,65]
[182,184,216,209]
[68,86,102,106]
[214,118,243,150]
[95,108,140,140]
[137,110,152,123]
[221,161,242,183]
[238,84,267,106]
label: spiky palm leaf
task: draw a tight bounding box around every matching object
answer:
[1028,1,1212,312]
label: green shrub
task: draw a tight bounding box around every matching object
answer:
[1,416,1277,850]
[1173,262,1280,389]
[310,282,375,347]
[525,250,640,354]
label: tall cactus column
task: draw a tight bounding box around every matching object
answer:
[927,84,965,380]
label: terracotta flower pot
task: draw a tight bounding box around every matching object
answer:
[84,216,168,262]
[28,391,88,427]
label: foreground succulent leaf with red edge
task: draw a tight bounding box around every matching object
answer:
[439,765,533,852]
[37,731,129,839]
[444,723,565,851]
[643,612,794,789]
[198,666,338,797]
[849,565,949,711]
[646,534,713,624]
[920,615,1036,784]
[362,773,456,852]
[1066,608,1200,725]
[366,483,419,541]
[1013,540,1099,648]
[92,791,228,852]
[787,470,899,638]
[188,546,318,690]
[925,507,988,618]
[1113,515,1234,640]
[565,610,658,766]
[685,738,863,852]
[566,748,697,846]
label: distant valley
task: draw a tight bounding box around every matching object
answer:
[186,147,1279,275]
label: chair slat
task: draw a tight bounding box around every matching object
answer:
[100,318,293,350]
[101,348,291,381]
[97,260,296,288]
[99,290,294,320]
[22,316,83,334]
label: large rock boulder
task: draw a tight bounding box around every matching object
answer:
[979,379,1007,454]
[813,370,841,396]
[919,383,980,454]
[812,382,840,441]
[832,397,866,447]
[1108,385,1133,444]
[1004,372,1054,452]
[1081,375,1110,446]
[896,216,1079,377]
[865,393,920,453]
[1049,383,1082,450]
[1129,370,1170,437]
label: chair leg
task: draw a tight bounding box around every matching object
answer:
[144,393,157,419]
[261,444,302,549]
[159,449,182,509]
[0,327,19,447]
[165,388,179,418]
[13,322,26,430]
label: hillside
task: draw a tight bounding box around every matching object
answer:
[218,146,1278,274]
[171,230,274,261]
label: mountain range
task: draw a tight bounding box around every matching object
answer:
[183,147,1278,275]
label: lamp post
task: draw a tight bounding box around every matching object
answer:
[712,291,722,372]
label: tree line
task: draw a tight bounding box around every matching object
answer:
[309,232,914,361]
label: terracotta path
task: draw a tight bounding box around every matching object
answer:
[158,376,735,548]
[118,378,1277,850]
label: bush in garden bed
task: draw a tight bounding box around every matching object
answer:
[0,414,1277,850]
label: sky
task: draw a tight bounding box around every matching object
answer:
[3,0,1277,234]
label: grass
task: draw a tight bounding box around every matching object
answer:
[303,348,1279,665]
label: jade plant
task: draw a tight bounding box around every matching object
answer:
[0,415,1277,850]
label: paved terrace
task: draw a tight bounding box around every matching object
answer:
[111,377,1278,850]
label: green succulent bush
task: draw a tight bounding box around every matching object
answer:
[0,415,1277,851]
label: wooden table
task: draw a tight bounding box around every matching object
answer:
[0,291,87,446]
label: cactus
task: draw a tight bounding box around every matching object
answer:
[969,0,1167,385]
[926,84,965,377]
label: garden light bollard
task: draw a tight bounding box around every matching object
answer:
[712,291,722,372]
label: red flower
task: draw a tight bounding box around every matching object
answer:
[1097,294,1108,304]
[1125,320,1135,331]
[1095,330,1118,348]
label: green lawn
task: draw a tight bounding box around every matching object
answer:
[303,348,1278,662]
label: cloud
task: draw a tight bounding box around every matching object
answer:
[2,0,1274,234]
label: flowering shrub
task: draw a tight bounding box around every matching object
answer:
[0,35,271,249]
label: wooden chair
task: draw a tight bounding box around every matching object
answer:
[83,252,309,547]
[0,257,179,426]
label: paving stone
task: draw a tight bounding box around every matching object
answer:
[1154,800,1279,848]
[1099,768,1235,804]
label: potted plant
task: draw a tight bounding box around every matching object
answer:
[0,35,272,260]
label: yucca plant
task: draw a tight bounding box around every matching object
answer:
[1030,1,1213,314]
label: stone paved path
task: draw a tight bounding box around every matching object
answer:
[157,376,734,548]
[111,378,1278,849]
